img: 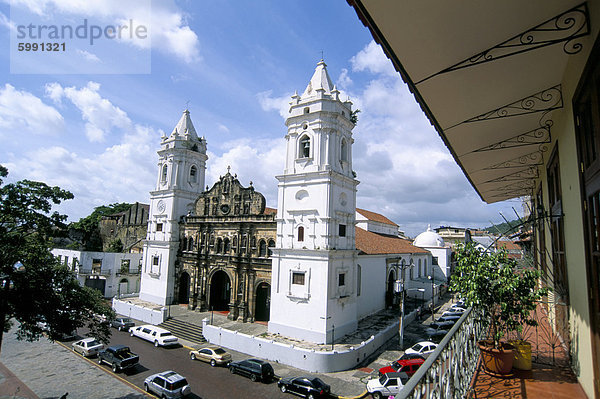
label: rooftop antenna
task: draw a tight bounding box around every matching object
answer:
[185,100,190,110]
[320,50,324,61]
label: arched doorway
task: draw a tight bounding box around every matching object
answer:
[254,282,270,321]
[178,271,190,304]
[386,270,396,308]
[210,270,231,311]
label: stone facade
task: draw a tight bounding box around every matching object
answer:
[99,202,149,253]
[178,171,276,322]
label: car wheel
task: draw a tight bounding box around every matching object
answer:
[280,385,287,393]
[250,374,257,382]
[112,363,119,373]
[154,340,159,347]
[144,383,150,393]
[98,358,102,364]
[190,353,196,361]
[372,392,382,399]
[307,394,315,399]
[229,366,235,374]
[118,326,123,332]
[210,359,216,367]
[130,331,134,337]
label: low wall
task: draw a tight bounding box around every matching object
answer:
[203,309,418,373]
[112,298,167,325]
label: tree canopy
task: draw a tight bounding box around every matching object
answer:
[70,202,131,251]
[0,166,114,353]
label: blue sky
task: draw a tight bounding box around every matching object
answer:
[0,0,525,237]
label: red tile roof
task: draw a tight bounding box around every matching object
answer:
[264,207,277,216]
[497,240,521,251]
[356,208,398,227]
[356,227,428,255]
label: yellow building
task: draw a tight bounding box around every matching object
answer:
[348,1,600,397]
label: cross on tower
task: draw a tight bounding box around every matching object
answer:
[227,165,231,174]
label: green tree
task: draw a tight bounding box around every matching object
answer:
[70,203,131,251]
[0,166,114,354]
[107,238,124,253]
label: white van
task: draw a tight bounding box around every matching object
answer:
[129,325,179,347]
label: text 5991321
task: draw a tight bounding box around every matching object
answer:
[18,42,65,51]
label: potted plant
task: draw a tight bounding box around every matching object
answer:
[450,242,547,375]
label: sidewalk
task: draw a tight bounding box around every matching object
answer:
[0,327,146,399]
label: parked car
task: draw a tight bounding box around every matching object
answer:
[144,370,191,398]
[426,321,454,333]
[189,346,231,367]
[366,371,408,399]
[129,325,179,347]
[277,376,331,398]
[98,345,139,373]
[72,337,103,357]
[111,317,135,332]
[399,352,426,361]
[228,358,274,382]
[449,305,467,312]
[378,357,425,378]
[404,341,438,359]
[441,310,465,318]
[436,315,461,324]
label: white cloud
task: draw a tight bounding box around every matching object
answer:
[256,90,292,119]
[0,84,64,136]
[76,49,101,63]
[45,81,131,143]
[351,40,396,76]
[337,68,353,89]
[217,124,230,133]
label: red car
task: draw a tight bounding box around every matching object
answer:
[378,357,425,377]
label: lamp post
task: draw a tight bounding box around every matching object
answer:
[394,259,412,349]
[428,273,435,320]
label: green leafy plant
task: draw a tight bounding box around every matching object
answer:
[450,242,547,349]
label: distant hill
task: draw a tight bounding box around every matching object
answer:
[482,219,522,236]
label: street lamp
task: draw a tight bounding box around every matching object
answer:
[394,259,413,350]
[428,273,435,320]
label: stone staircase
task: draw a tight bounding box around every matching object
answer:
[158,318,206,345]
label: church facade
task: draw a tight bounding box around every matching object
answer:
[128,60,443,345]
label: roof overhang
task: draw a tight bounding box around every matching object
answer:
[347,0,591,203]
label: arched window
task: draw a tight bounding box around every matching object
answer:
[188,236,194,251]
[357,264,362,296]
[251,236,256,249]
[304,107,310,114]
[341,139,348,162]
[216,238,223,254]
[410,265,414,280]
[418,259,422,277]
[161,164,168,183]
[224,238,231,253]
[181,236,188,251]
[189,165,197,183]
[233,236,238,253]
[299,135,311,158]
[298,226,304,242]
[259,240,267,257]
[267,239,275,256]
[424,259,428,276]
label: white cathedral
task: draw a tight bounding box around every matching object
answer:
[131,60,452,345]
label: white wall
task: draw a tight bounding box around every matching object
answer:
[112,298,167,324]
[356,256,386,319]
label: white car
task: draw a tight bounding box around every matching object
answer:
[366,371,408,399]
[129,325,179,347]
[72,337,104,357]
[404,341,438,359]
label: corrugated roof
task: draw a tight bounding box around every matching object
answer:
[356,208,398,227]
[356,227,428,255]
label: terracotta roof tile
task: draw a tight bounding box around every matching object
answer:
[497,240,521,251]
[356,208,398,227]
[264,207,277,215]
[356,227,428,255]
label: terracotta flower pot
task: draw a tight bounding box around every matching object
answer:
[478,340,515,375]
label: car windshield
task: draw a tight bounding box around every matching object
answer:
[378,375,388,385]
[392,361,400,369]
[167,378,188,390]
[214,348,226,354]
[120,318,132,323]
[88,340,100,346]
[412,343,423,351]
[160,332,172,337]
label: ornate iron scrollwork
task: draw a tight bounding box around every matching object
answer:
[418,3,589,84]
[483,150,544,170]
[469,126,550,153]
[482,167,539,184]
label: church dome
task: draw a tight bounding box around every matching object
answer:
[414,225,445,248]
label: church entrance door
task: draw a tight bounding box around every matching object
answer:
[210,270,231,311]
[178,272,190,304]
[254,282,270,321]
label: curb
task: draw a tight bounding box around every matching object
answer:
[56,340,152,397]
[336,390,370,399]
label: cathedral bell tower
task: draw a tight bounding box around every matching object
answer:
[268,60,359,343]
[139,110,208,306]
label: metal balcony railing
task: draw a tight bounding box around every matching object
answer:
[397,307,488,399]
[77,268,112,276]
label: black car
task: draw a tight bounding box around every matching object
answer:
[228,359,274,382]
[278,376,331,399]
[111,317,135,331]
[399,352,426,361]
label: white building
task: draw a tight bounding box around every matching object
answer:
[138,110,208,306]
[413,225,452,279]
[52,248,142,298]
